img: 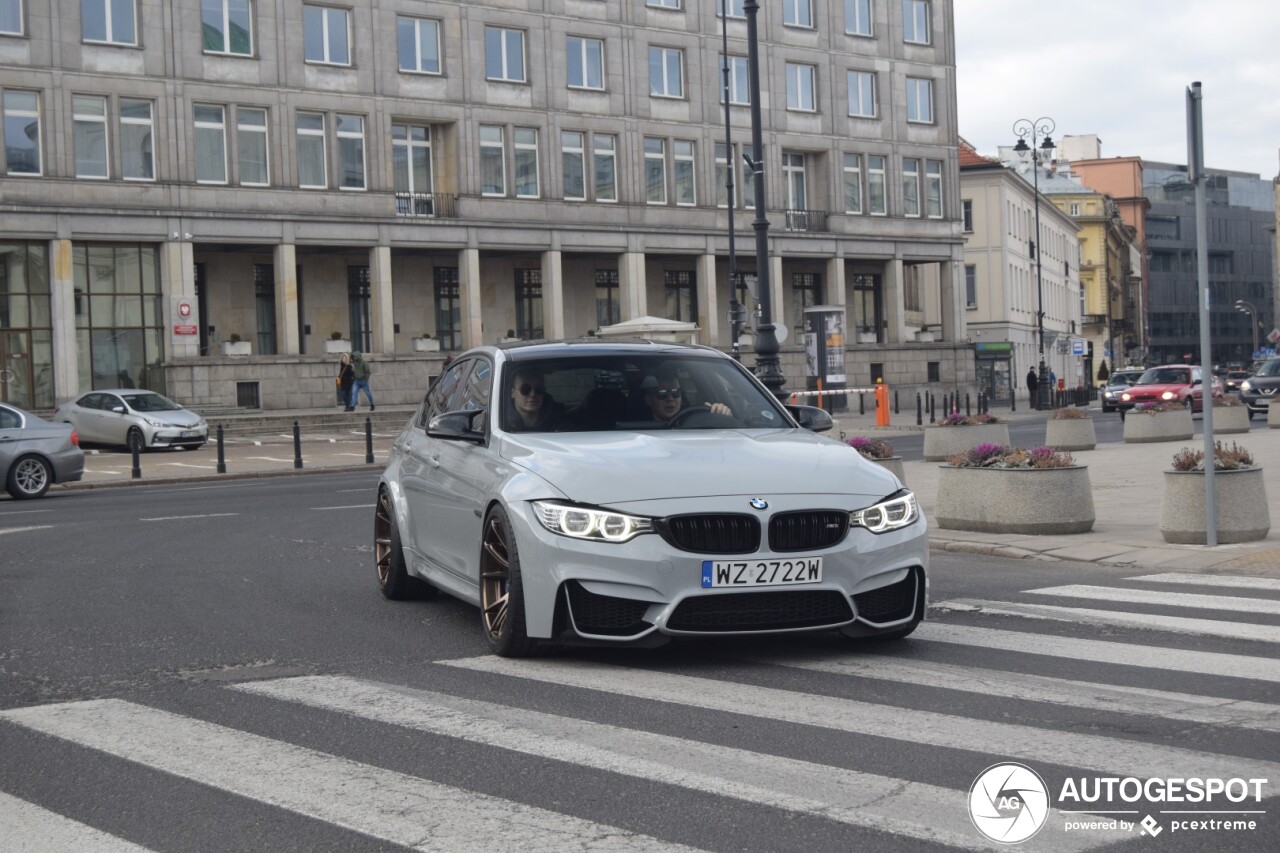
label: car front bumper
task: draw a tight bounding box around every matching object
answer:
[145,426,208,448]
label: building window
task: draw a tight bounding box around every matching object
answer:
[902,157,920,218]
[434,267,460,351]
[925,159,943,218]
[236,106,268,186]
[335,113,365,190]
[514,127,539,198]
[740,147,756,209]
[720,55,750,105]
[194,104,228,184]
[906,77,933,123]
[73,244,162,393]
[845,0,872,36]
[847,70,876,117]
[347,265,370,351]
[647,0,681,8]
[2,90,41,176]
[843,153,862,214]
[562,131,585,200]
[479,124,505,196]
[485,26,525,83]
[783,0,813,28]
[73,95,109,179]
[644,137,666,204]
[515,269,543,339]
[119,98,155,181]
[786,63,816,112]
[202,0,253,56]
[393,123,433,206]
[253,263,277,355]
[1069,202,1080,216]
[1,0,23,36]
[673,140,695,206]
[397,16,441,74]
[792,273,822,331]
[83,0,137,46]
[664,270,695,322]
[717,0,745,18]
[903,0,930,44]
[715,142,731,208]
[851,273,879,336]
[567,36,604,90]
[593,133,617,202]
[904,264,921,311]
[783,152,807,212]
[962,198,973,232]
[648,47,683,98]
[296,111,326,189]
[965,264,977,308]
[867,154,887,215]
[302,4,349,65]
[595,269,620,327]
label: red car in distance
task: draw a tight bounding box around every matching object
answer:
[1118,365,1223,415]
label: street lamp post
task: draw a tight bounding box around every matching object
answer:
[1235,299,1259,358]
[720,5,744,361]
[1013,117,1056,409]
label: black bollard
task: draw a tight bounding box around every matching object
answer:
[293,419,303,469]
[859,392,865,415]
[894,389,900,415]
[130,440,141,480]
[216,425,226,474]
[1011,386,1016,412]
[365,417,374,464]
[916,392,923,426]
[965,393,971,416]
[928,392,935,420]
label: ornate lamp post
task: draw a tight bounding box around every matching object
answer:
[1013,117,1056,409]
[721,2,744,360]
[1235,299,1259,357]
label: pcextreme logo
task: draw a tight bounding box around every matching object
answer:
[968,762,1051,844]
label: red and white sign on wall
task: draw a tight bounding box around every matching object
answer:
[172,297,198,336]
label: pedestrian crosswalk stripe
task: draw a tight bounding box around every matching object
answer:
[442,657,1280,782]
[1127,573,1280,592]
[1024,584,1280,617]
[911,623,1280,683]
[759,654,1280,733]
[933,599,1280,644]
[236,674,1064,851]
[0,791,155,853]
[0,699,695,853]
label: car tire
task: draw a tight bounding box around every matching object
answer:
[127,427,146,454]
[1184,397,1195,413]
[6,454,52,500]
[479,504,539,658]
[374,489,436,601]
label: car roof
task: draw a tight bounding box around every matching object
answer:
[474,339,729,364]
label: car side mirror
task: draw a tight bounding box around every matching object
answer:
[1191,378,1201,386]
[111,405,126,414]
[786,404,834,433]
[427,409,487,442]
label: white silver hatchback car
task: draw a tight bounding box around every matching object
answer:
[376,342,927,657]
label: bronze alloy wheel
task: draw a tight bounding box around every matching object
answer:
[373,488,434,600]
[480,514,511,638]
[375,489,394,588]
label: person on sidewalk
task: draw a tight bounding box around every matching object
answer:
[337,353,355,412]
[350,351,375,411]
[1025,368,1039,405]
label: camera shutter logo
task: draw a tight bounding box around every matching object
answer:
[968,762,1051,844]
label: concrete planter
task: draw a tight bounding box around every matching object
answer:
[1269,404,1280,429]
[922,423,1011,461]
[1159,467,1270,544]
[1123,408,1193,443]
[412,338,441,352]
[323,339,352,354]
[869,456,906,484]
[914,331,935,342]
[856,332,877,344]
[1209,405,1250,434]
[936,465,1096,534]
[1045,417,1096,451]
[220,340,251,357]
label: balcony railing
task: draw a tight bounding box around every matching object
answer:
[394,192,458,218]
[783,209,829,233]
[1082,314,1108,326]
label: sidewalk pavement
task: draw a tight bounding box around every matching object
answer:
[60,403,1280,575]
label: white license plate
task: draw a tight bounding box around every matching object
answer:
[182,430,200,438]
[701,557,823,588]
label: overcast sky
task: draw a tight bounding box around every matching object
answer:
[954,0,1280,179]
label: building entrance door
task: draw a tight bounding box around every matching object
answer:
[974,342,1013,404]
[0,330,33,408]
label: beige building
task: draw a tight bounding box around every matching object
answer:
[1,0,967,411]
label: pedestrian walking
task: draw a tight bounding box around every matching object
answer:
[337,353,355,411]
[1025,368,1039,405]
[350,351,375,411]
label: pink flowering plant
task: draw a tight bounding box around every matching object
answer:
[847,436,896,460]
[1131,401,1182,415]
[1051,406,1089,419]
[1170,441,1255,472]
[934,412,1002,426]
[945,443,1075,469]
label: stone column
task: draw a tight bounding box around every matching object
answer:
[883,258,905,344]
[160,240,198,360]
[273,243,300,354]
[48,239,79,403]
[618,251,647,320]
[458,247,482,348]
[696,253,718,345]
[769,254,785,332]
[542,249,565,339]
[369,245,394,353]
[939,259,966,343]
[825,256,847,307]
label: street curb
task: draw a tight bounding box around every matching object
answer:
[61,464,380,492]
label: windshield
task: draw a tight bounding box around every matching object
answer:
[1256,360,1280,378]
[500,354,791,433]
[1138,367,1192,386]
[1108,372,1142,386]
[121,392,183,412]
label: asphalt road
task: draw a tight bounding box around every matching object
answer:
[1,474,1277,852]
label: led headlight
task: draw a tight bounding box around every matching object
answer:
[532,501,653,543]
[1161,391,1175,401]
[1121,392,1132,402]
[1241,380,1253,392]
[143,416,166,427]
[850,490,919,534]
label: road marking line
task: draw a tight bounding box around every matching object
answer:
[442,657,1280,782]
[0,791,155,852]
[244,456,294,462]
[0,699,694,853]
[760,654,1280,733]
[933,599,1280,644]
[311,505,375,510]
[0,525,54,536]
[910,622,1280,683]
[140,513,239,522]
[0,508,52,515]
[235,675,1100,851]
[1024,584,1280,616]
[1127,573,1280,592]
[160,462,218,470]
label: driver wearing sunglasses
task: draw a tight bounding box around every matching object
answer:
[642,373,732,423]
[508,368,560,431]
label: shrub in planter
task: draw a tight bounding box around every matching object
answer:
[848,436,905,483]
[922,413,1009,461]
[936,444,1095,534]
[1045,405,1096,451]
[413,332,441,352]
[1123,401,1193,443]
[1159,442,1270,544]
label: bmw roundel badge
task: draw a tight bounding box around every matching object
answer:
[750,498,769,511]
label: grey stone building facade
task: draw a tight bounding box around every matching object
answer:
[1,0,965,411]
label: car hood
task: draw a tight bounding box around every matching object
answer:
[1124,383,1189,396]
[498,430,900,505]
[135,408,204,426]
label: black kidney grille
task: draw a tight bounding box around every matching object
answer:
[666,590,853,632]
[565,582,652,637]
[660,514,760,554]
[768,511,849,552]
[853,572,917,623]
